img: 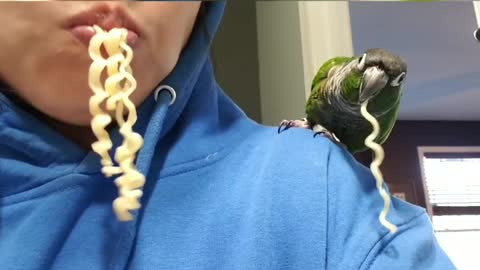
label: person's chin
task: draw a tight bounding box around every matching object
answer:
[57,112,93,127]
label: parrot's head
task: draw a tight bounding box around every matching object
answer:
[354,48,407,104]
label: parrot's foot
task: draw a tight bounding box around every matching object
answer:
[278,118,310,133]
[312,124,346,149]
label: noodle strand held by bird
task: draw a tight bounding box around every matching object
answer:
[361,100,397,234]
[88,25,145,221]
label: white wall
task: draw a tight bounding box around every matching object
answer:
[256,2,307,126]
[256,1,354,126]
[212,1,262,122]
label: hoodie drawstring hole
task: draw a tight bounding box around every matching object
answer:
[154,85,176,106]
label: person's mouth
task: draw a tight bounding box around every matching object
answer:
[66,3,141,48]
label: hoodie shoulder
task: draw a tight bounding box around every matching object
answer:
[233,126,334,268]
[240,125,453,269]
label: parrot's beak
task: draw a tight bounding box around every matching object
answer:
[359,66,388,103]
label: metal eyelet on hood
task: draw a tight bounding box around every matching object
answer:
[154,85,176,106]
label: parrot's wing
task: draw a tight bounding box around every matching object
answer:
[376,102,401,145]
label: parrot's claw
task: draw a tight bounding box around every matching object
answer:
[278,118,310,133]
[312,124,343,144]
[277,120,290,133]
[313,130,339,141]
[313,130,347,149]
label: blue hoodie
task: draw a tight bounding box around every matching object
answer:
[0,2,455,270]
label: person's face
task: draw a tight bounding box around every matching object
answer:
[0,1,201,125]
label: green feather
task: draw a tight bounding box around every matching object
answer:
[341,72,363,103]
[311,56,353,92]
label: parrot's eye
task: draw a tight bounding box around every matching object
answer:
[358,53,367,70]
[391,72,406,87]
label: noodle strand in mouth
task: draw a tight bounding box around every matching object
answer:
[88,25,145,222]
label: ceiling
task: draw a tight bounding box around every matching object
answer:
[349,1,480,121]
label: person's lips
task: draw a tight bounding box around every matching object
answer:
[70,25,138,47]
[66,3,141,47]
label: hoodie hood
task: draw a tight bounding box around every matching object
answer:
[0,1,255,198]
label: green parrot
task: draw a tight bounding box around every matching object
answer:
[278,48,407,154]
